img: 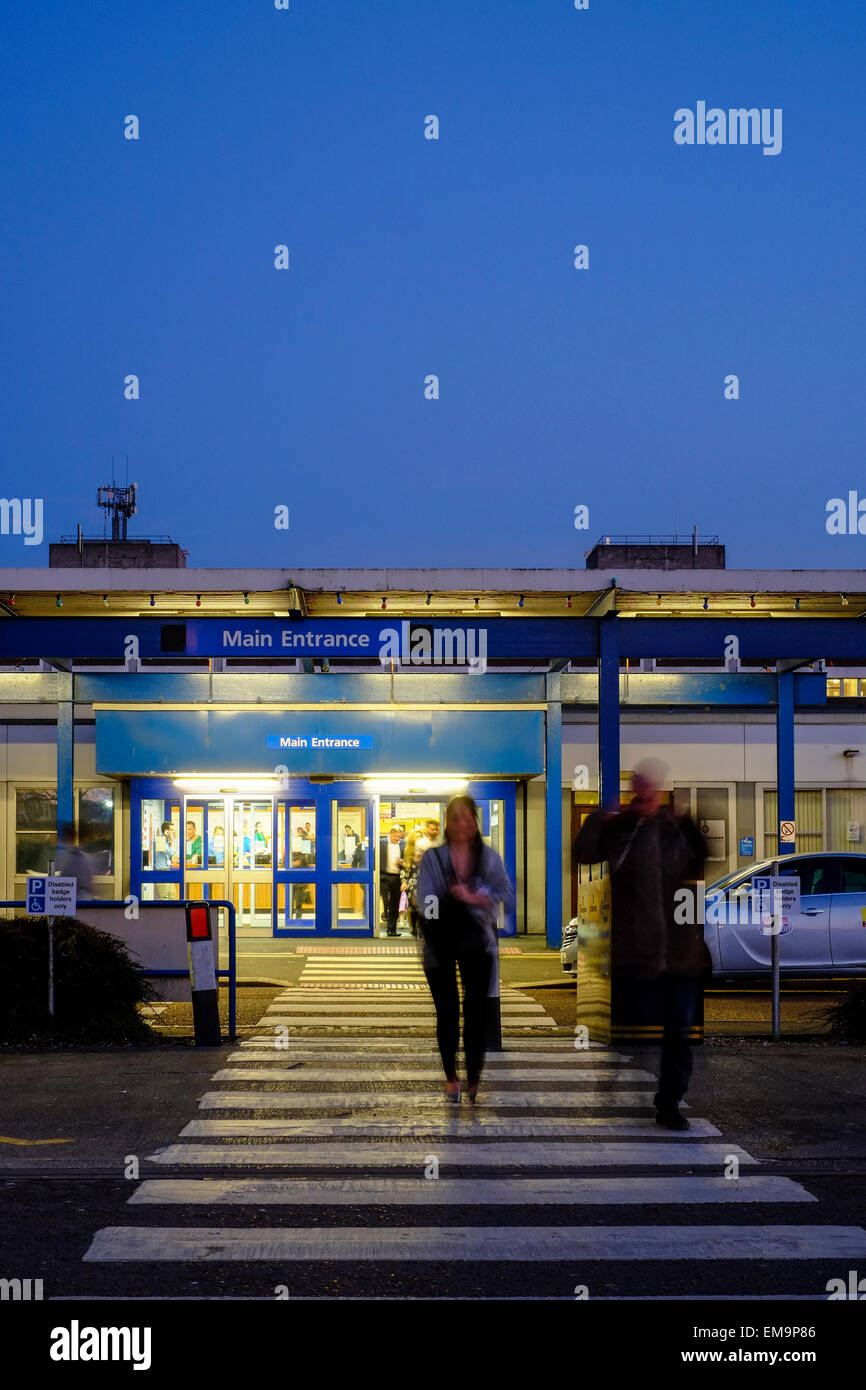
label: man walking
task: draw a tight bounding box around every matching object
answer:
[378,824,405,937]
[573,758,709,1130]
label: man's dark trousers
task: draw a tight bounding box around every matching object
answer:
[614,971,702,1109]
[381,872,401,935]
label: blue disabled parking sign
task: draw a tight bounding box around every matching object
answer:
[751,875,797,935]
[26,876,47,913]
[26,875,77,917]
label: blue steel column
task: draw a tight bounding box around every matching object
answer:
[598,617,621,809]
[545,673,563,950]
[57,680,75,845]
[776,669,795,856]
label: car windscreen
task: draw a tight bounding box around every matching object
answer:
[706,859,775,894]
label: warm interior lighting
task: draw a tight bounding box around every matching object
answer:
[363,776,469,795]
[173,777,282,794]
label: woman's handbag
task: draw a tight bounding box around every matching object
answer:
[398,889,409,913]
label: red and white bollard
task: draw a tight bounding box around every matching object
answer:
[185,902,221,1046]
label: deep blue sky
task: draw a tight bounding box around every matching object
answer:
[2,0,865,569]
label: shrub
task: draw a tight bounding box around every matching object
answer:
[0,915,158,1044]
[813,980,866,1041]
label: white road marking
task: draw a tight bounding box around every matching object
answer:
[219,1053,632,1067]
[178,1117,721,1138]
[86,1223,866,1263]
[197,1090,671,1110]
[269,1006,547,1015]
[276,991,533,999]
[145,1140,756,1167]
[129,1174,816,1206]
[234,1037,601,1050]
[211,1067,656,1081]
[258,1017,557,1027]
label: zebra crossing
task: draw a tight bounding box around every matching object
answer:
[260,966,559,1028]
[297,948,429,988]
[82,976,866,1298]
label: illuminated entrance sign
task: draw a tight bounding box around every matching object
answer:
[224,629,372,650]
[266,735,374,750]
[0,615,860,662]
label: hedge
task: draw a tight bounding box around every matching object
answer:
[0,915,158,1043]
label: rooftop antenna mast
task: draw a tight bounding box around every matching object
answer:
[97,481,138,541]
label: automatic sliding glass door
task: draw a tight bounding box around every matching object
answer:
[183,795,275,928]
[231,798,274,928]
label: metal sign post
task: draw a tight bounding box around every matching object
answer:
[753,879,796,1042]
[47,917,55,1017]
[770,900,782,1041]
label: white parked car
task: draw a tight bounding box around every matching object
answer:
[705,853,866,976]
[561,853,866,977]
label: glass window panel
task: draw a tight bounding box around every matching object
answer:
[276,803,287,870]
[289,880,316,921]
[776,857,839,895]
[206,800,226,867]
[142,799,181,872]
[841,858,866,893]
[232,800,273,869]
[288,806,316,868]
[16,831,56,876]
[78,786,114,875]
[251,805,273,868]
[334,803,368,869]
[233,877,272,928]
[142,881,180,901]
[277,881,316,930]
[333,882,369,928]
[485,799,505,859]
[16,787,58,875]
[184,805,205,868]
[17,787,57,830]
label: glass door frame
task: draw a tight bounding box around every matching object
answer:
[131,777,516,936]
[273,780,376,937]
[181,794,275,929]
[371,780,517,937]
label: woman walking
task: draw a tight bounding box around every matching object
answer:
[416,795,514,1104]
[401,827,423,937]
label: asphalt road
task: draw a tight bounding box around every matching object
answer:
[2,939,864,1317]
[2,1028,864,1301]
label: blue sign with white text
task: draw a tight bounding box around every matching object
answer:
[267,734,374,750]
[739,836,754,856]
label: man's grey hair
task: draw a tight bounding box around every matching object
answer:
[631,757,670,790]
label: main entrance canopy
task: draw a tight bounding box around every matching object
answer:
[1,564,865,944]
